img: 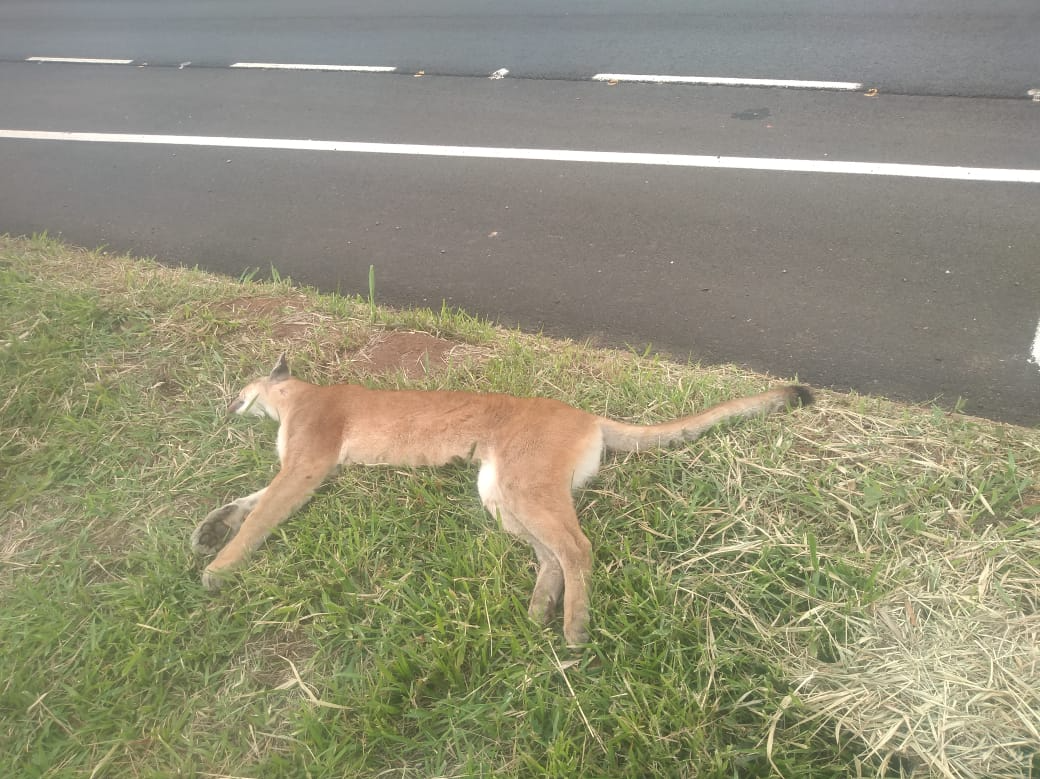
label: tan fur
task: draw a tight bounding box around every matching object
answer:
[192,354,812,646]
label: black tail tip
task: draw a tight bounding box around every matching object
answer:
[790,384,815,408]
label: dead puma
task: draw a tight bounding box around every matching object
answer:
[192,354,812,646]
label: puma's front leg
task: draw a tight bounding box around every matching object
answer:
[201,465,333,591]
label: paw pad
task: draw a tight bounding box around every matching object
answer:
[190,503,247,557]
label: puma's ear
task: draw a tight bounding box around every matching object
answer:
[269,352,290,382]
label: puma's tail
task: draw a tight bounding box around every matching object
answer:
[598,385,813,453]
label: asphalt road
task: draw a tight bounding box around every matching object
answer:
[1,2,1038,425]
[1,0,1038,97]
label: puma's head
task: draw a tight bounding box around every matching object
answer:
[228,353,291,419]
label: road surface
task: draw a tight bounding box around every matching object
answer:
[1,2,1038,425]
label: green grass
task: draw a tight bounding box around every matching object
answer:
[1,234,1038,778]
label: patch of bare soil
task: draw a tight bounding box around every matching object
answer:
[209,295,320,340]
[206,295,483,380]
[343,331,457,379]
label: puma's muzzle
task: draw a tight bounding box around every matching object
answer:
[228,390,261,416]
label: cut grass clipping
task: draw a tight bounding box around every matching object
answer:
[2,233,1038,778]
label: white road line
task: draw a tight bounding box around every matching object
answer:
[1,129,1039,184]
[230,62,396,73]
[26,56,134,65]
[594,73,864,90]
[21,57,864,92]
[1031,320,1040,368]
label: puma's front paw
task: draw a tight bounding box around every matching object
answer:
[201,567,227,592]
[191,503,248,557]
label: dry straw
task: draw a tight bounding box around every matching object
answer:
[790,535,1040,778]
[678,402,1040,777]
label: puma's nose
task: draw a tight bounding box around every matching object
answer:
[227,398,244,414]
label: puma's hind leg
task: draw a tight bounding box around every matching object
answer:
[551,522,593,647]
[479,462,572,634]
[191,488,267,557]
[527,536,565,626]
[500,487,593,647]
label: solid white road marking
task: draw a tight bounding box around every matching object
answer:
[230,62,396,72]
[1,129,1039,184]
[594,73,864,90]
[26,56,134,65]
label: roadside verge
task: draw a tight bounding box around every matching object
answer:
[2,233,1037,778]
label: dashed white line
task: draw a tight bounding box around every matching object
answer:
[230,62,396,73]
[594,73,864,91]
[1,129,1039,184]
[26,56,134,65]
[21,55,871,94]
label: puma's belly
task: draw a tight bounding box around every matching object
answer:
[477,460,523,534]
[477,460,498,509]
[339,435,480,467]
[570,429,604,490]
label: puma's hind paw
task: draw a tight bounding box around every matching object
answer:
[191,503,248,557]
[564,626,590,649]
[528,595,558,626]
